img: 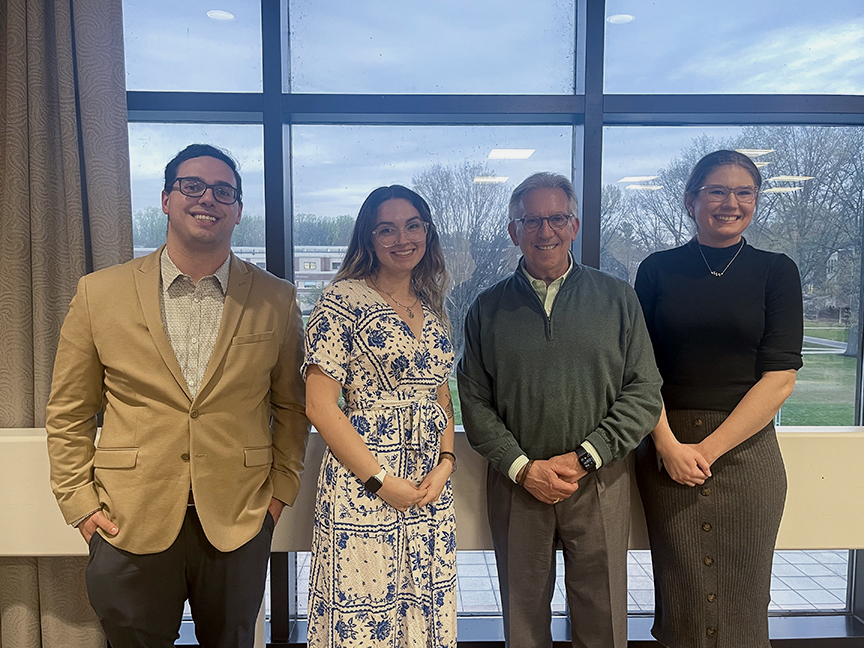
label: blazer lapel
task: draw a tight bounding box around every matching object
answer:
[196,254,252,401]
[134,247,192,401]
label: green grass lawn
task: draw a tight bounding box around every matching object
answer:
[780,352,856,426]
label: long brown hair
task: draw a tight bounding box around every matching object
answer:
[334,185,450,328]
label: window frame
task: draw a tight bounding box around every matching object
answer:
[126,0,864,643]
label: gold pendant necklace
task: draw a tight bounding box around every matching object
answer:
[698,239,745,277]
[370,278,420,318]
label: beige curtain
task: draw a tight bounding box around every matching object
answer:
[0,0,131,645]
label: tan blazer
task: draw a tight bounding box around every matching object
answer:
[46,248,310,554]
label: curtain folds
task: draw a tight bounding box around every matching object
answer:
[0,0,131,645]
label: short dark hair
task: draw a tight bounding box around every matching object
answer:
[163,144,243,203]
[684,150,762,216]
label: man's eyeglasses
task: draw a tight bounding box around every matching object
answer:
[514,214,574,232]
[173,177,241,205]
[372,221,429,248]
[698,184,759,204]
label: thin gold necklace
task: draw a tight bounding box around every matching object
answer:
[370,277,420,319]
[698,239,745,277]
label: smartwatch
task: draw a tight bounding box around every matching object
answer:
[575,445,597,473]
[364,467,387,493]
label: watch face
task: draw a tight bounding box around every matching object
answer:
[365,475,383,493]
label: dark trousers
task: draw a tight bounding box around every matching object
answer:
[86,506,274,648]
[487,460,630,648]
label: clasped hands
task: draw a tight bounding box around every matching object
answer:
[655,438,713,487]
[520,453,588,505]
[377,461,452,512]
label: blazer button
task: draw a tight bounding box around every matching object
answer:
[706,627,716,636]
[181,453,190,461]
[707,593,716,602]
[694,418,703,426]
[702,522,712,532]
[190,409,199,419]
[704,556,714,566]
[700,486,711,496]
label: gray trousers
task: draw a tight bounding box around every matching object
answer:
[487,459,630,648]
[86,506,273,648]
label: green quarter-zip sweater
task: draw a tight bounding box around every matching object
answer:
[457,259,663,475]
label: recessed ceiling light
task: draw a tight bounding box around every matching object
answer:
[736,148,775,158]
[474,176,509,184]
[626,184,663,191]
[489,149,535,160]
[763,187,803,193]
[207,10,235,20]
[618,176,658,183]
[766,175,814,182]
[607,14,634,24]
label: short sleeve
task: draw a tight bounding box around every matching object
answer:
[757,254,804,373]
[301,282,356,385]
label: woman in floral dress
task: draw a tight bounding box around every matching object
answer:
[303,185,457,647]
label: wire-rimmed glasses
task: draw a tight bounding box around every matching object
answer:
[372,221,429,248]
[513,214,574,232]
[698,184,759,204]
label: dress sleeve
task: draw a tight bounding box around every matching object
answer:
[757,254,804,373]
[301,282,355,385]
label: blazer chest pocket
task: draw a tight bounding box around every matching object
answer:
[232,331,274,346]
[245,447,273,467]
[94,448,138,469]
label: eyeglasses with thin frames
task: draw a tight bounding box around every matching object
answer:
[173,177,241,205]
[372,221,430,248]
[698,184,759,204]
[514,214,574,232]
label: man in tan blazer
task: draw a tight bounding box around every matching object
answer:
[46,144,310,648]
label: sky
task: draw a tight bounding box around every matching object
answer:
[123,0,863,219]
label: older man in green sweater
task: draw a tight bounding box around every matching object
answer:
[457,172,662,648]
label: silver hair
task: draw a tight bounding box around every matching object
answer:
[508,172,579,221]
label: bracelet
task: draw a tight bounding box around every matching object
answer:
[438,451,457,473]
[517,459,535,487]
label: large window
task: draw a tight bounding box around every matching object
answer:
[123,0,864,643]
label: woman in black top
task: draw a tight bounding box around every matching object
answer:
[634,150,803,648]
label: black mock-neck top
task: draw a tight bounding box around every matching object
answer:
[634,237,803,412]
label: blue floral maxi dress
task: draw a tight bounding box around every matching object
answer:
[302,279,457,648]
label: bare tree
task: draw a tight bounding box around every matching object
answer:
[412,161,518,358]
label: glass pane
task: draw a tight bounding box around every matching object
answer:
[287,0,575,93]
[604,1,864,94]
[601,125,864,426]
[123,0,262,92]
[128,123,265,266]
[629,550,850,613]
[290,124,573,393]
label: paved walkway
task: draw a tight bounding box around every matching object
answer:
[294,549,850,616]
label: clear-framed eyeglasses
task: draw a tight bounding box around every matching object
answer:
[372,221,430,248]
[514,213,574,232]
[173,177,241,205]
[698,184,759,204]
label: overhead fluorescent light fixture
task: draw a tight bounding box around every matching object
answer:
[618,176,658,183]
[754,161,771,168]
[474,176,509,184]
[766,175,815,182]
[736,148,774,158]
[607,14,634,24]
[489,149,535,160]
[626,184,663,191]
[207,10,235,20]
[763,187,803,194]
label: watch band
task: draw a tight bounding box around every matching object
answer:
[575,445,597,472]
[364,467,387,493]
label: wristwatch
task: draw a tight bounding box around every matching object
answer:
[364,467,387,493]
[575,445,597,473]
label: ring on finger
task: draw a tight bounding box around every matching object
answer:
[552,498,560,504]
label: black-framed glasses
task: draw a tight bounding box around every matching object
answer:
[173,177,241,205]
[372,221,429,248]
[514,213,574,232]
[698,184,759,204]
